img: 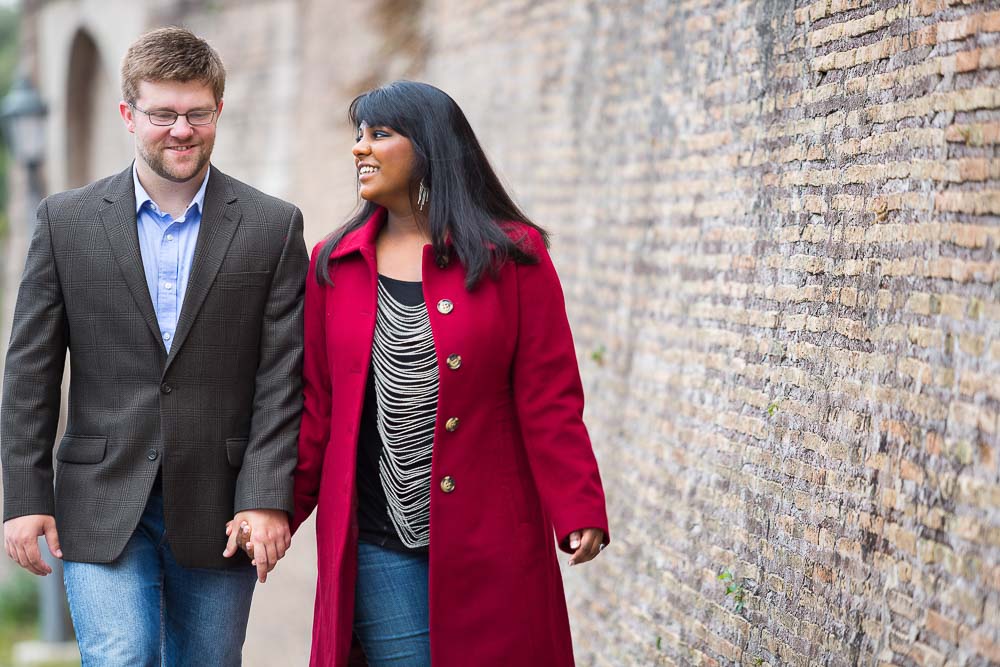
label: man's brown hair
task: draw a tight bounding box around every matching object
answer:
[121,27,225,105]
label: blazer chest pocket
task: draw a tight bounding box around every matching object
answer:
[56,435,107,464]
[226,438,249,467]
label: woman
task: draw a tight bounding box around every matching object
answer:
[292,81,609,667]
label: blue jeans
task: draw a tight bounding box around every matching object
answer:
[62,492,257,667]
[353,541,430,666]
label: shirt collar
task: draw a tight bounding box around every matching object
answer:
[133,163,211,218]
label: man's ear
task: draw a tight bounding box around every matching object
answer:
[215,98,224,122]
[119,101,136,133]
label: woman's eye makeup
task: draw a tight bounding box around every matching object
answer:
[355,127,391,141]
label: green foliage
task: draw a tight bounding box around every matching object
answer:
[0,5,20,215]
[0,570,39,627]
[590,344,606,366]
[766,401,780,418]
[717,568,747,614]
[0,570,40,665]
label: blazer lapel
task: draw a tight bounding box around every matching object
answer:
[98,165,166,353]
[165,168,241,370]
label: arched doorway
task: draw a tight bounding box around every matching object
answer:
[65,29,126,188]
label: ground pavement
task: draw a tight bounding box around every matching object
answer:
[244,515,317,666]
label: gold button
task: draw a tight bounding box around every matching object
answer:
[445,417,460,432]
[437,299,454,315]
[440,476,455,493]
[446,354,462,370]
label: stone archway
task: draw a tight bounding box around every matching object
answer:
[65,28,124,188]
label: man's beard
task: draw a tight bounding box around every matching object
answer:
[138,140,213,183]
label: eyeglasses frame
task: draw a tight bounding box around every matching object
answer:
[129,103,219,127]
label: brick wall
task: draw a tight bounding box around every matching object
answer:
[417,1,1000,665]
[11,0,997,664]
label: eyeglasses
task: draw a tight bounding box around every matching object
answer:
[130,103,218,127]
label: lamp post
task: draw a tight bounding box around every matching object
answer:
[1,74,73,647]
[1,74,48,234]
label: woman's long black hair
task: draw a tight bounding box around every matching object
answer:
[315,81,548,289]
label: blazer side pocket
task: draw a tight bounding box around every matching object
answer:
[55,435,107,464]
[226,437,249,468]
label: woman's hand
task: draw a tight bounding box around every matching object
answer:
[567,528,606,566]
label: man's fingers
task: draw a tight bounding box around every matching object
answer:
[42,521,62,559]
[252,540,268,582]
[27,538,52,575]
[263,541,278,573]
[275,536,287,561]
[16,541,50,575]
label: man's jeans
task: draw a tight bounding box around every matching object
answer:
[63,492,257,667]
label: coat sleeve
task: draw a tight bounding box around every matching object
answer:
[234,207,308,516]
[291,247,332,533]
[511,228,609,553]
[1,199,68,521]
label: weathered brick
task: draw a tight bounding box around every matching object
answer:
[45,2,996,666]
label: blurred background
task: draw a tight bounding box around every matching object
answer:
[2,1,1000,666]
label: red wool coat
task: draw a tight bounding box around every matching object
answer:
[292,208,609,666]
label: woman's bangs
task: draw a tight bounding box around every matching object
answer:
[349,89,410,135]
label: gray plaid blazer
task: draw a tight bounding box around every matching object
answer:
[1,164,308,568]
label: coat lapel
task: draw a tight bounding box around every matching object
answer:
[165,168,242,370]
[98,165,165,353]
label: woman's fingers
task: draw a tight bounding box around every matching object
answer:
[568,528,605,566]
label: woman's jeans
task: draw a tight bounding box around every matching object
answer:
[354,540,431,666]
[62,492,257,667]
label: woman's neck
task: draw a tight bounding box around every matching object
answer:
[384,209,431,243]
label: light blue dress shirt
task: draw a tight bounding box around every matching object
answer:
[133,165,209,353]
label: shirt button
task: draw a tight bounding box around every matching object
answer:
[147,449,159,461]
[163,332,172,341]
[164,282,173,290]
[166,234,174,241]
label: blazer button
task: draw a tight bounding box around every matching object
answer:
[446,354,462,370]
[147,449,159,461]
[160,383,172,394]
[436,299,454,315]
[440,476,455,493]
[445,417,460,432]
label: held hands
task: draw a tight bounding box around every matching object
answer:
[223,509,291,583]
[567,527,606,566]
[3,515,62,576]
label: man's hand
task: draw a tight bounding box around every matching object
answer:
[4,515,62,576]
[223,509,290,583]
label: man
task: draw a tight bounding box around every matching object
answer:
[1,27,307,665]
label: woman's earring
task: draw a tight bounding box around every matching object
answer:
[417,180,429,211]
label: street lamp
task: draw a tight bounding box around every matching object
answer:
[1,74,48,233]
[0,74,71,650]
